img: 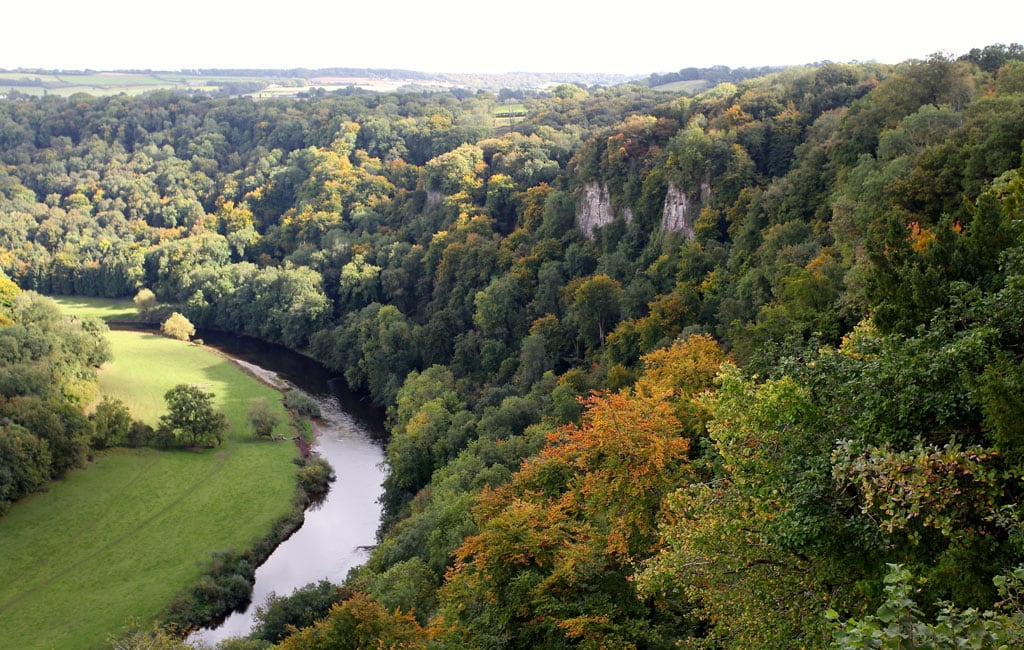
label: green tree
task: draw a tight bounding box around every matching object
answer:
[156,384,227,447]
[0,423,52,514]
[635,364,847,649]
[0,396,92,479]
[567,273,622,350]
[424,143,485,196]
[252,581,348,644]
[89,396,133,449]
[828,564,1024,648]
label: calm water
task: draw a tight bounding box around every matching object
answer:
[186,331,386,646]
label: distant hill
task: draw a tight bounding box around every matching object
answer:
[0,67,641,98]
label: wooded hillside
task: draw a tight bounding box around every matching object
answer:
[2,43,1024,647]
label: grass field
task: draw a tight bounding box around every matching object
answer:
[52,295,138,322]
[0,304,300,649]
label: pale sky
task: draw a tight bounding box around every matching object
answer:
[3,1,1023,75]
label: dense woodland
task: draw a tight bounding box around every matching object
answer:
[3,43,1024,647]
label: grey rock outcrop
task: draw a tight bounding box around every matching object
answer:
[425,189,444,210]
[577,182,615,239]
[661,183,708,240]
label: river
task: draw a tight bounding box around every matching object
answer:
[185,331,387,646]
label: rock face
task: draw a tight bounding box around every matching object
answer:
[576,181,703,240]
[661,183,705,240]
[425,189,444,210]
[577,182,615,239]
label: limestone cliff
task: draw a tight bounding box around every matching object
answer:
[660,182,709,240]
[577,181,705,240]
[577,182,615,239]
[425,189,444,210]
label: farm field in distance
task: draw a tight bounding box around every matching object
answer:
[0,70,409,98]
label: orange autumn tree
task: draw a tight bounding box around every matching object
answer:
[276,592,428,650]
[433,335,726,648]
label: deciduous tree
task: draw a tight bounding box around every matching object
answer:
[156,384,226,448]
[161,311,195,341]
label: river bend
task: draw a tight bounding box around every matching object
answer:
[187,331,386,645]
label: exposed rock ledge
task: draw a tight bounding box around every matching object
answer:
[661,184,693,239]
[577,182,631,239]
[425,189,444,209]
[577,182,613,239]
[661,182,708,240]
[576,181,704,240]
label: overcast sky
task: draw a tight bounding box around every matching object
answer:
[4,1,1023,75]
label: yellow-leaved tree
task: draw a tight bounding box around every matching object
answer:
[433,334,726,647]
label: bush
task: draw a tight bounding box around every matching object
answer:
[89,397,132,449]
[161,312,196,341]
[283,389,320,417]
[161,496,310,634]
[125,421,155,447]
[248,398,281,439]
[297,456,335,500]
[162,550,255,631]
[828,564,1024,648]
[133,288,157,314]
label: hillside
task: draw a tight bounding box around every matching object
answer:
[1,42,1024,647]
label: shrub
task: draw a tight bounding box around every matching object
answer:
[161,312,196,341]
[283,389,321,417]
[162,550,255,631]
[248,398,281,439]
[297,456,335,501]
[89,397,132,449]
[133,288,158,315]
[125,421,155,447]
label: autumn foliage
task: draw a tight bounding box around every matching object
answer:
[434,335,726,647]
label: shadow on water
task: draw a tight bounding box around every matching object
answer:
[180,329,388,646]
[195,329,388,442]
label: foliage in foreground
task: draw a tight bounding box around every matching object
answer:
[251,580,348,645]
[828,564,1024,649]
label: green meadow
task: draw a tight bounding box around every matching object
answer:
[0,302,300,649]
[51,295,138,322]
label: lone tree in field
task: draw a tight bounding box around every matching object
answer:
[161,312,196,341]
[157,384,227,447]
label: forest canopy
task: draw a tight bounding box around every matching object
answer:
[2,43,1024,647]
